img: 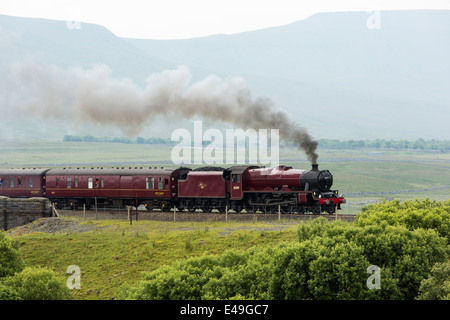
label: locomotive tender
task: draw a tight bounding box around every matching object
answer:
[0,164,345,214]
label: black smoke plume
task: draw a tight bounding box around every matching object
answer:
[9,62,319,163]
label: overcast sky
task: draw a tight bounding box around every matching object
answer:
[1,0,450,39]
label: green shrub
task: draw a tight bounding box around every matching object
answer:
[202,247,275,300]
[296,215,450,299]
[417,260,450,300]
[356,199,450,240]
[2,267,70,300]
[119,249,271,300]
[0,232,25,278]
[119,200,450,300]
[354,225,449,299]
[269,238,370,300]
[0,284,21,300]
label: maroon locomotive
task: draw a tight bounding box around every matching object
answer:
[0,164,345,214]
[178,164,345,214]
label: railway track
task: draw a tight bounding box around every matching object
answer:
[57,208,356,223]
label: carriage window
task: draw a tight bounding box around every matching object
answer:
[18,178,22,186]
[0,178,3,187]
[67,177,72,189]
[74,179,78,188]
[146,177,154,189]
[101,179,104,188]
[28,178,33,188]
[88,177,93,189]
[2,178,6,188]
[10,178,14,188]
[165,178,169,188]
[158,177,163,189]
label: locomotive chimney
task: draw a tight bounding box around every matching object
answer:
[311,163,319,171]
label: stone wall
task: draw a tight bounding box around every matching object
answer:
[0,196,53,231]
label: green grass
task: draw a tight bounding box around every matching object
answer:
[10,218,299,300]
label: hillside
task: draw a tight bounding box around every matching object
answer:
[125,10,450,139]
[0,10,449,140]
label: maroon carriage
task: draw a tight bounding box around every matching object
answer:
[0,168,50,198]
[45,167,188,209]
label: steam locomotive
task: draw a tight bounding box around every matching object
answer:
[0,164,345,214]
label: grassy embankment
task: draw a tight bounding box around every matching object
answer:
[9,218,300,300]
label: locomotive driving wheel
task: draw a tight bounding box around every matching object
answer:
[201,206,212,213]
[264,205,277,214]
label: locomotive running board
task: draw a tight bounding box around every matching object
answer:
[248,200,295,206]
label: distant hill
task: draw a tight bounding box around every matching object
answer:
[1,10,449,140]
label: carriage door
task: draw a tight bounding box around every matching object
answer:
[230,174,243,199]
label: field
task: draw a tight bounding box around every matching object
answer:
[1,139,449,300]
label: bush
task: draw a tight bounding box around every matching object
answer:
[356,199,450,240]
[354,225,448,299]
[296,216,450,299]
[0,232,25,278]
[119,200,450,300]
[202,247,275,300]
[120,238,372,300]
[417,260,450,300]
[0,284,21,300]
[269,237,370,300]
[119,249,271,300]
[1,267,70,300]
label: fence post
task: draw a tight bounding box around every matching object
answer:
[1,206,6,231]
[278,205,281,222]
[52,203,60,217]
[95,197,98,220]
